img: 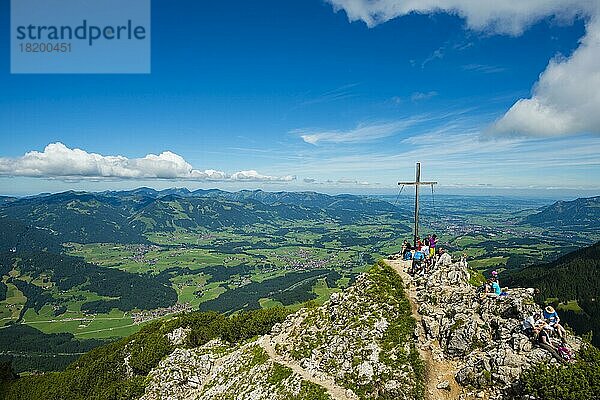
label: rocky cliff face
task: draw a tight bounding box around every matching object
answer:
[140,259,582,400]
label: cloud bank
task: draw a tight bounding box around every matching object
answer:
[0,143,295,182]
[327,0,600,137]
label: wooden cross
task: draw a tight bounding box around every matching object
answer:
[398,162,437,246]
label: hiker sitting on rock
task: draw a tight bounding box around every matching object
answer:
[490,279,501,296]
[543,306,566,341]
[537,323,567,364]
[522,312,543,337]
[479,277,501,300]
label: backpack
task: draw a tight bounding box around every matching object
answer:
[557,346,574,362]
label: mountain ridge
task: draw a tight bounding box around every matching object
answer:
[0,189,408,244]
[523,196,600,231]
[3,258,597,400]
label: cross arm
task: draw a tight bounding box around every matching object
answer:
[398,181,438,185]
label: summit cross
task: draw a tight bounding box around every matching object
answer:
[398,162,437,246]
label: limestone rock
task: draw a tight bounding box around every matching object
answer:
[410,259,581,398]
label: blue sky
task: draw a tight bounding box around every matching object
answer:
[0,0,599,197]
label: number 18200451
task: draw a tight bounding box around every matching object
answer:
[19,42,72,53]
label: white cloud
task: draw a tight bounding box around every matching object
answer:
[421,47,444,68]
[295,120,420,145]
[0,143,295,182]
[300,83,359,106]
[230,170,295,182]
[411,91,438,101]
[488,17,600,137]
[326,0,591,34]
[327,0,600,137]
[337,178,372,185]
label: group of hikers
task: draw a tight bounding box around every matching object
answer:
[400,235,575,364]
[478,269,574,362]
[522,306,574,363]
[401,234,452,276]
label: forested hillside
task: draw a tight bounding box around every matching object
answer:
[0,251,178,316]
[0,192,148,244]
[0,217,62,253]
[523,196,600,231]
[0,190,408,243]
[0,325,106,373]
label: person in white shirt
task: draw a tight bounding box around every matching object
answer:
[437,248,452,267]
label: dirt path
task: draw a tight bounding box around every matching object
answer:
[258,336,357,400]
[386,259,463,400]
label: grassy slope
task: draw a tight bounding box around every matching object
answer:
[1,262,424,400]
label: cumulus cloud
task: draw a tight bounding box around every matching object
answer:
[327,0,600,137]
[296,120,419,145]
[488,17,600,137]
[0,143,295,182]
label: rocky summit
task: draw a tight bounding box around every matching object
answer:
[139,259,584,400]
[387,258,582,400]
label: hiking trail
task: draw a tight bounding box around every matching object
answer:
[259,335,358,400]
[387,259,469,400]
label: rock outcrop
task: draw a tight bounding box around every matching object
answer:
[268,265,423,399]
[402,259,581,399]
[142,339,329,400]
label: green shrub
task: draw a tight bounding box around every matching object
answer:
[520,342,600,400]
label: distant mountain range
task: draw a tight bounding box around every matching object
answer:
[0,189,406,245]
[523,196,600,231]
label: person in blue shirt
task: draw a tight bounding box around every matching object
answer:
[491,280,501,295]
[402,240,413,260]
[544,306,566,341]
[411,250,425,275]
[480,278,502,300]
